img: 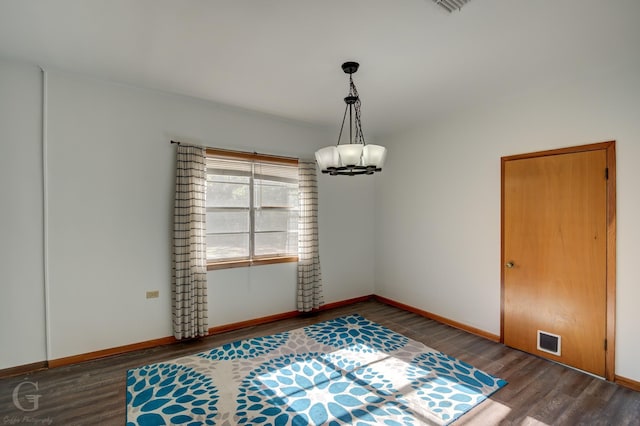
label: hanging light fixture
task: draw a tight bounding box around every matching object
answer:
[315,61,387,176]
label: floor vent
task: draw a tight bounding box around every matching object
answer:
[537,330,561,356]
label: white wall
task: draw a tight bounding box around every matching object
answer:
[17,68,375,362]
[317,173,377,301]
[0,60,46,369]
[375,63,640,382]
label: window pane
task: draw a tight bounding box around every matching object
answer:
[255,231,298,257]
[255,209,298,233]
[255,179,298,208]
[206,234,249,260]
[206,179,249,208]
[206,154,299,264]
[254,162,298,183]
[206,210,249,233]
[286,232,298,255]
[208,174,250,184]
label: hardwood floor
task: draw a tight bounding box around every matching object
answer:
[1,300,639,425]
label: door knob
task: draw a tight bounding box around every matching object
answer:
[505,261,515,268]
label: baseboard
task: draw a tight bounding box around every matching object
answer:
[4,295,375,377]
[615,375,640,392]
[208,311,300,335]
[5,294,640,393]
[0,361,48,378]
[321,295,374,311]
[373,295,501,342]
[5,294,639,392]
[207,295,372,334]
[48,336,178,368]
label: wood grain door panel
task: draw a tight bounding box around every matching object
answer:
[502,148,608,377]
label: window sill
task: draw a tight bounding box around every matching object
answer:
[207,256,298,271]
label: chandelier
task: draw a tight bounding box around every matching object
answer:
[315,62,387,176]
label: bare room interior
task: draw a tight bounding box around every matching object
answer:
[1,0,640,424]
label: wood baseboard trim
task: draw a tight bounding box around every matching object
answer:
[207,295,373,335]
[2,294,503,376]
[6,295,640,390]
[615,375,640,392]
[0,361,48,378]
[208,311,300,335]
[48,336,178,368]
[321,295,374,310]
[373,295,501,342]
[6,295,638,389]
[40,296,376,372]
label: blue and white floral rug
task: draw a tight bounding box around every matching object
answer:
[126,314,506,425]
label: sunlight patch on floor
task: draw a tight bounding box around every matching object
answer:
[522,416,551,425]
[456,399,512,424]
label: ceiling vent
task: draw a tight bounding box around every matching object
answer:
[432,0,471,13]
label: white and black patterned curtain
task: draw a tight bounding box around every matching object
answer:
[297,161,324,312]
[172,145,208,339]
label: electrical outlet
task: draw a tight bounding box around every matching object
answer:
[146,290,159,299]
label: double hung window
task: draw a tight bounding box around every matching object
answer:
[205,149,299,269]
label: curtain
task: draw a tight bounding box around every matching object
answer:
[172,145,208,339]
[297,161,324,312]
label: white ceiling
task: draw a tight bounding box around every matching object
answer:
[1,0,639,138]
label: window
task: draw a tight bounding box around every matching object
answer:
[205,149,299,269]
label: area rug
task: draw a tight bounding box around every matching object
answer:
[126,314,506,425]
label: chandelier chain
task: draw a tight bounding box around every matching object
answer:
[349,76,366,145]
[337,103,350,145]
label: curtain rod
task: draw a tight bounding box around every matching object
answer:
[170,140,299,164]
[170,140,200,148]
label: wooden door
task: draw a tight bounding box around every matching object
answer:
[501,142,615,378]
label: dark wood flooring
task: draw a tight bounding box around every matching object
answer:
[1,300,639,425]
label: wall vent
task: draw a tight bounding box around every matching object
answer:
[432,0,471,13]
[537,330,561,356]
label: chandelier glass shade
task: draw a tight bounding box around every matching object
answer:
[315,62,387,176]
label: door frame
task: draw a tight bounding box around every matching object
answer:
[500,141,616,381]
